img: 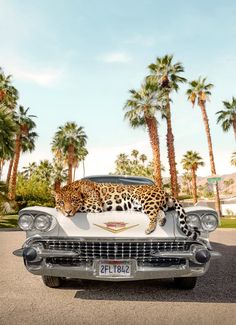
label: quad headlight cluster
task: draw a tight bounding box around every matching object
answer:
[185,213,218,232]
[18,213,55,232]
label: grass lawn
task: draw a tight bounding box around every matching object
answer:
[0,214,18,228]
[219,217,236,228]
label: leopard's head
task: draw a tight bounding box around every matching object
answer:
[54,189,84,217]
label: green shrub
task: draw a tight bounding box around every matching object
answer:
[178,195,192,200]
[16,175,54,208]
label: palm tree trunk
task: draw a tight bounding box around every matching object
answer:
[73,166,77,182]
[166,97,178,197]
[144,114,162,187]
[8,135,21,200]
[6,158,14,186]
[0,159,4,180]
[233,115,236,141]
[67,144,74,184]
[83,159,85,177]
[199,101,221,217]
[191,168,197,204]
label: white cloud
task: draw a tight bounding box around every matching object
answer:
[0,52,63,87]
[101,52,131,63]
[11,66,63,86]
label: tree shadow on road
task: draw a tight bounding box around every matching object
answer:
[62,242,236,303]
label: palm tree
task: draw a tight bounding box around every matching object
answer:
[186,77,221,216]
[72,147,88,180]
[131,149,139,161]
[34,160,53,181]
[124,81,163,187]
[181,151,204,204]
[216,97,236,140]
[139,154,147,165]
[51,159,68,191]
[0,68,18,110]
[231,152,236,167]
[22,162,37,179]
[114,153,130,175]
[181,172,192,195]
[78,146,88,178]
[51,122,87,184]
[148,54,186,197]
[8,106,37,200]
[0,105,16,179]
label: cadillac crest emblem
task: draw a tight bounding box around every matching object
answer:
[93,221,139,233]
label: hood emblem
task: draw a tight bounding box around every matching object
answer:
[93,221,139,233]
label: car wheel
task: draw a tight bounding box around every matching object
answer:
[174,277,197,290]
[42,275,62,288]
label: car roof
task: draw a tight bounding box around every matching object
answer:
[82,175,155,185]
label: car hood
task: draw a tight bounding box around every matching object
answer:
[22,206,215,240]
[22,206,176,239]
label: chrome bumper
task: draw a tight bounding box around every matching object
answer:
[13,243,221,281]
[17,260,212,281]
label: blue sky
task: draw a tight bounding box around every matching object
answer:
[0,0,235,178]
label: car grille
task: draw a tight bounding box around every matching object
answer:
[35,239,193,268]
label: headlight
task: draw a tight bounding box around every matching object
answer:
[186,214,201,229]
[18,214,34,231]
[34,214,52,231]
[201,214,218,232]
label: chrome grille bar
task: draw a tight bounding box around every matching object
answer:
[37,239,194,262]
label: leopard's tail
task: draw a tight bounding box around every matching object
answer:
[168,197,200,240]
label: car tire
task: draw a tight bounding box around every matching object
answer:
[42,275,62,288]
[174,277,197,290]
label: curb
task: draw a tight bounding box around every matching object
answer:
[0,227,22,232]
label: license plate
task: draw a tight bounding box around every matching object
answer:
[98,261,131,277]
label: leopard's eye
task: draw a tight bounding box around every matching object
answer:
[57,200,64,207]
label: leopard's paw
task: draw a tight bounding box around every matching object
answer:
[158,218,166,227]
[145,226,155,235]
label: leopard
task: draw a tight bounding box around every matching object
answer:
[54,179,199,239]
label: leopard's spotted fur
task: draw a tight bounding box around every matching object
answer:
[54,180,199,239]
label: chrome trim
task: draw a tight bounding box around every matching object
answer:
[22,237,196,263]
[13,248,24,257]
[18,211,57,232]
[23,235,207,244]
[209,251,222,259]
[24,260,210,281]
[150,251,194,258]
[201,213,219,232]
[177,210,218,234]
[14,246,221,260]
[14,235,221,281]
[38,249,79,258]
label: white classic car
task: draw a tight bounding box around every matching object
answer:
[13,175,221,290]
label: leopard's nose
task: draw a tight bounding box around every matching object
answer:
[65,209,73,215]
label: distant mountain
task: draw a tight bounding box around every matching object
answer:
[196,172,236,196]
[164,172,236,196]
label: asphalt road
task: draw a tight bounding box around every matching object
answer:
[0,229,235,325]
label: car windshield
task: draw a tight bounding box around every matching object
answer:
[82,176,154,185]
